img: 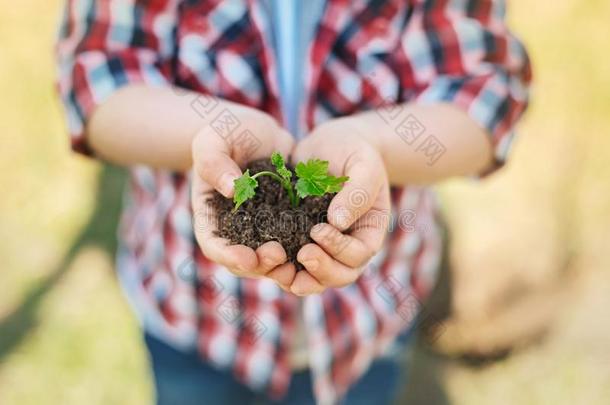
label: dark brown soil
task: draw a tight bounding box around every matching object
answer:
[209,159,333,269]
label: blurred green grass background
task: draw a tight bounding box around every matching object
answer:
[0,0,609,404]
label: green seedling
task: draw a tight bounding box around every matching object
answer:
[232,152,349,211]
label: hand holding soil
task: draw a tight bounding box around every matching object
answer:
[286,123,391,295]
[191,109,295,281]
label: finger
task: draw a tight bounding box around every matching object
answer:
[266,262,297,289]
[327,153,384,231]
[309,223,373,268]
[200,237,259,276]
[192,194,259,275]
[348,205,390,252]
[297,243,361,288]
[290,270,325,296]
[192,127,243,198]
[255,241,288,274]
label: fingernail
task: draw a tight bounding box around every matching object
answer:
[311,223,325,235]
[219,173,237,196]
[301,259,318,271]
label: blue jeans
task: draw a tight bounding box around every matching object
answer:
[144,333,411,405]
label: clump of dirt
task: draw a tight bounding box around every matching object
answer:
[209,159,333,268]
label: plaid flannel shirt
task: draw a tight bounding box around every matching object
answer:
[55,0,531,403]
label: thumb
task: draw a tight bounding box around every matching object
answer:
[192,127,243,198]
[327,159,383,231]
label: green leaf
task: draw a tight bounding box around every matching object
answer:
[232,169,258,211]
[270,151,292,181]
[294,159,349,198]
[320,175,349,193]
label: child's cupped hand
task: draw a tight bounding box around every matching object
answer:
[285,119,391,296]
[191,108,295,280]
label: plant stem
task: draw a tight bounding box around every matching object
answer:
[251,171,299,208]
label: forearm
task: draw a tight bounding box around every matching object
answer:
[87,85,261,171]
[332,103,494,185]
